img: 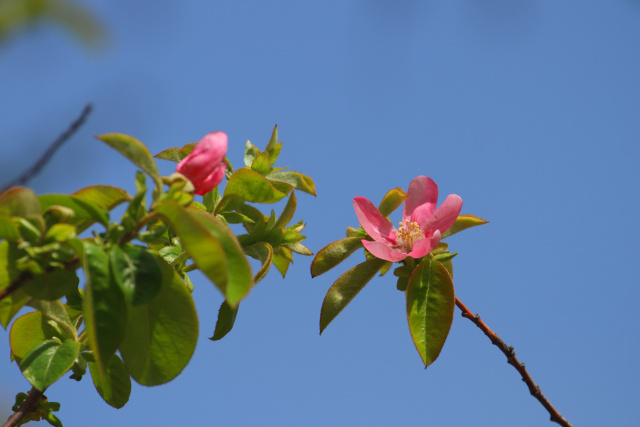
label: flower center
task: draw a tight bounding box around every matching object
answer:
[396,221,424,252]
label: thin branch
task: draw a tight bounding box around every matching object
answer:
[2,104,93,191]
[455,297,573,427]
[3,388,43,427]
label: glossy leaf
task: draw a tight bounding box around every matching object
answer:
[24,269,79,301]
[378,187,408,217]
[9,311,56,362]
[266,171,316,196]
[29,299,77,341]
[154,201,228,299]
[0,240,27,329]
[441,214,489,238]
[119,256,198,386]
[311,237,364,278]
[406,259,455,368]
[110,245,162,306]
[0,187,41,218]
[320,257,388,334]
[82,241,127,378]
[89,353,131,409]
[39,194,109,229]
[210,300,238,341]
[20,339,78,391]
[189,208,252,306]
[96,133,161,193]
[221,168,288,207]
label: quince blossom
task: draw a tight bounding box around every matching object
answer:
[353,176,462,262]
[176,131,228,195]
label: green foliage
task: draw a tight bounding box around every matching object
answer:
[377,187,408,217]
[20,339,78,391]
[88,353,131,409]
[406,259,455,368]
[311,237,363,278]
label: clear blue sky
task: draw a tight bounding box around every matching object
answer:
[1,1,639,426]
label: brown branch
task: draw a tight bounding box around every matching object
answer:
[3,388,43,427]
[0,256,80,302]
[455,297,573,427]
[2,104,93,191]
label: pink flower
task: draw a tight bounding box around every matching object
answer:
[353,176,462,262]
[176,131,228,195]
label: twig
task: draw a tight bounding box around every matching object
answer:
[455,297,573,427]
[2,104,93,191]
[3,388,43,427]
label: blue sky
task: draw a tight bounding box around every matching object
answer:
[1,1,639,425]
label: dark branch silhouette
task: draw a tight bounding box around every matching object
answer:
[2,104,93,191]
[455,297,573,427]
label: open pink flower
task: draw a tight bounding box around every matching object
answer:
[176,131,228,195]
[353,176,462,262]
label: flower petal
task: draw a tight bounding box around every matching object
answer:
[362,240,407,262]
[408,231,441,259]
[421,194,463,235]
[403,176,438,223]
[193,163,226,195]
[176,131,228,182]
[353,197,396,244]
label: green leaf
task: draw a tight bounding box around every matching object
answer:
[24,269,79,301]
[154,201,228,298]
[266,171,316,196]
[243,141,259,167]
[82,241,127,378]
[272,247,292,277]
[210,300,238,341]
[89,353,131,409]
[119,256,198,386]
[9,311,56,362]
[220,168,288,209]
[244,242,273,285]
[0,216,20,240]
[44,223,76,243]
[110,245,162,306]
[251,151,272,176]
[265,124,279,152]
[189,208,252,306]
[96,133,161,195]
[319,257,388,334]
[20,339,78,391]
[311,237,364,278]
[0,187,41,218]
[0,240,28,329]
[274,191,297,230]
[441,214,489,238]
[378,187,408,217]
[154,142,196,163]
[72,185,130,215]
[29,299,77,341]
[39,194,109,229]
[406,259,455,368]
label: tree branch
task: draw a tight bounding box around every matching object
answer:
[2,104,93,191]
[0,256,80,302]
[455,297,573,427]
[3,388,43,427]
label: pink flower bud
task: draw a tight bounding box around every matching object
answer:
[176,131,228,195]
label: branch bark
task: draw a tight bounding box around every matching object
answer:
[455,297,573,427]
[3,388,43,427]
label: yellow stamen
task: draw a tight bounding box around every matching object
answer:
[396,221,424,252]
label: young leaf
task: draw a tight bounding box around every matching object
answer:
[188,208,252,306]
[244,242,273,285]
[251,151,272,176]
[154,142,196,163]
[0,187,41,218]
[9,311,56,362]
[311,237,364,278]
[243,141,259,167]
[265,124,278,152]
[28,299,77,341]
[38,194,109,228]
[274,191,297,230]
[119,255,198,386]
[88,353,131,409]
[20,339,78,391]
[95,133,162,195]
[441,214,488,238]
[266,171,316,196]
[319,257,388,334]
[82,241,127,378]
[210,300,239,341]
[220,168,288,209]
[378,187,408,217]
[406,259,455,368]
[0,240,28,329]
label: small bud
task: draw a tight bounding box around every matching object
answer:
[176,131,228,195]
